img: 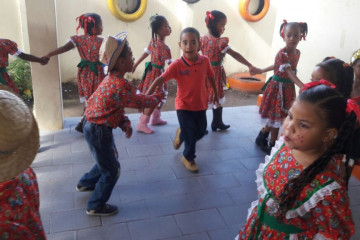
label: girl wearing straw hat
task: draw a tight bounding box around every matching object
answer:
[77,32,164,216]
[0,85,46,239]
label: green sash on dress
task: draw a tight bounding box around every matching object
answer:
[0,67,7,85]
[77,59,102,76]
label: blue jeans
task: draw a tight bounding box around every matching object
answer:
[79,118,120,210]
[176,110,207,161]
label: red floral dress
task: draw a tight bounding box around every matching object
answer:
[69,35,104,101]
[237,137,354,240]
[85,71,162,130]
[0,167,46,240]
[0,39,22,93]
[259,48,300,128]
[137,39,172,102]
[200,35,229,107]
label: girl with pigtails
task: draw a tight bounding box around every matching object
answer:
[200,10,258,131]
[133,14,172,134]
[43,13,104,133]
[236,81,358,240]
[255,20,308,154]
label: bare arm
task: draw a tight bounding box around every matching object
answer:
[44,41,75,58]
[132,52,149,73]
[18,52,48,65]
[285,68,304,88]
[227,48,253,68]
[145,76,165,95]
[260,65,275,73]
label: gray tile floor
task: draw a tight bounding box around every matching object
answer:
[33,106,360,240]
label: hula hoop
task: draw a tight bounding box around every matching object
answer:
[239,0,269,22]
[107,0,147,22]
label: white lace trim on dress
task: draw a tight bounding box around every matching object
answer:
[279,63,291,72]
[144,48,150,54]
[260,118,283,128]
[285,180,341,219]
[12,49,22,57]
[221,45,230,54]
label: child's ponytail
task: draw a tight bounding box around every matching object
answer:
[76,13,101,35]
[205,10,226,38]
[149,14,167,41]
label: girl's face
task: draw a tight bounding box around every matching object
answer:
[157,20,172,37]
[282,100,333,154]
[353,60,360,79]
[215,18,227,37]
[283,25,301,50]
[179,32,200,62]
[94,20,103,35]
[311,66,331,82]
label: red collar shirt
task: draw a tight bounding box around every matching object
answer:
[161,53,215,111]
[85,71,161,130]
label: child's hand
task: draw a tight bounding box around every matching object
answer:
[40,57,50,65]
[249,66,262,75]
[124,126,133,138]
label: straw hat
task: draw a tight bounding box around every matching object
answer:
[99,32,127,72]
[0,85,39,182]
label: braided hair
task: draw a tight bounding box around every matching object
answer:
[279,21,308,40]
[149,14,167,41]
[276,85,359,220]
[316,58,354,99]
[76,13,102,35]
[205,10,226,38]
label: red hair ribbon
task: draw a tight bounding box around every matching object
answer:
[76,14,95,35]
[205,11,214,27]
[280,19,287,38]
[301,79,336,92]
[346,98,360,121]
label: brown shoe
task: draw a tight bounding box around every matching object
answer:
[173,128,183,150]
[181,156,199,173]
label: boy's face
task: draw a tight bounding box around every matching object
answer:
[178,32,200,62]
[114,45,134,73]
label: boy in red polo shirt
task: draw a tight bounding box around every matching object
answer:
[146,27,218,173]
[78,32,163,216]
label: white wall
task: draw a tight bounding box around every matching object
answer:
[2,0,360,85]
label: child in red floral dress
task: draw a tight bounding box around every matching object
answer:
[0,39,48,93]
[133,14,172,133]
[77,33,163,216]
[255,20,308,154]
[44,13,104,133]
[201,10,258,131]
[236,82,358,240]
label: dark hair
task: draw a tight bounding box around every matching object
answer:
[119,41,129,58]
[180,27,200,41]
[205,10,227,38]
[277,85,359,219]
[79,13,102,35]
[149,14,167,41]
[316,58,354,99]
[279,21,308,40]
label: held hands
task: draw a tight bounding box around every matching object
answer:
[40,56,50,65]
[249,66,263,75]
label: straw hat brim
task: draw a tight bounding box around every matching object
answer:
[107,33,127,72]
[0,88,39,182]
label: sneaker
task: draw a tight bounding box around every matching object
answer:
[76,184,95,192]
[173,128,183,150]
[181,156,199,173]
[86,204,118,216]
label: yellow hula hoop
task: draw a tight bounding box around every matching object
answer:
[239,0,269,22]
[107,0,147,22]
